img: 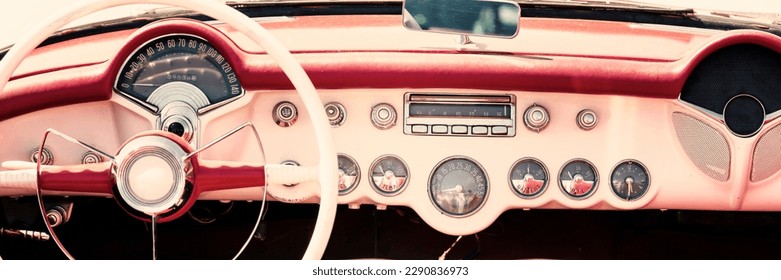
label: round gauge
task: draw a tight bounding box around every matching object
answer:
[610,160,650,201]
[429,157,489,217]
[369,155,409,196]
[115,35,242,109]
[558,159,598,199]
[509,158,548,198]
[337,154,360,195]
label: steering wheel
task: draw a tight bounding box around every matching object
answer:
[0,0,338,259]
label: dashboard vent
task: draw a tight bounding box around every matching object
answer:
[752,123,781,182]
[672,112,730,182]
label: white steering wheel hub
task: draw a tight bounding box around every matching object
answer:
[114,135,188,215]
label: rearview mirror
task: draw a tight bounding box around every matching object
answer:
[402,0,521,38]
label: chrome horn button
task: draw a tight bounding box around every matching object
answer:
[114,135,189,215]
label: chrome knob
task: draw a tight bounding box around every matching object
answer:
[370,103,397,130]
[162,115,194,142]
[324,102,347,127]
[30,147,54,165]
[576,109,598,131]
[46,206,67,227]
[82,152,103,164]
[273,101,298,127]
[524,104,549,132]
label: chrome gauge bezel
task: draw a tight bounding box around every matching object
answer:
[558,158,599,200]
[368,154,410,197]
[337,153,361,196]
[609,159,651,201]
[428,156,490,218]
[508,157,549,199]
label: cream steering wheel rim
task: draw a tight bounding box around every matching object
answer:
[0,0,338,260]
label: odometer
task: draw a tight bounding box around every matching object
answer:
[115,35,242,110]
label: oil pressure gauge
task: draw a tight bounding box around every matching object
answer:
[369,155,409,196]
[429,157,489,217]
[610,160,650,201]
[559,159,598,199]
[338,154,360,195]
[509,158,548,198]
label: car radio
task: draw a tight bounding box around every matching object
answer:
[403,93,516,137]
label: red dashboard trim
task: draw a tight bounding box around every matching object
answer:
[2,18,781,121]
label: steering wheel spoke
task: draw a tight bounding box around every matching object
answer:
[38,162,113,196]
[196,160,265,193]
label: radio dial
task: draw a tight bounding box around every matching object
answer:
[371,103,397,130]
[577,109,598,131]
[524,104,550,132]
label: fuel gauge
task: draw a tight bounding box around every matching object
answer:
[338,154,360,195]
[559,159,598,199]
[369,155,409,196]
[610,160,650,201]
[509,158,548,198]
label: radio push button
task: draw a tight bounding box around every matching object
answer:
[451,125,468,134]
[431,125,448,134]
[491,126,509,135]
[411,125,428,134]
[472,126,489,135]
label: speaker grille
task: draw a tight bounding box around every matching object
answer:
[672,112,730,181]
[752,123,781,182]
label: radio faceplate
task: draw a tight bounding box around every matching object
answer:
[403,93,516,137]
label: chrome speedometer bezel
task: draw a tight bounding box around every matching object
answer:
[113,33,245,115]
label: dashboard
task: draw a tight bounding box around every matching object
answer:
[4,7,781,256]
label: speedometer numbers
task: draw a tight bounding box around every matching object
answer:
[559,159,598,199]
[429,157,488,217]
[115,35,242,111]
[509,158,548,198]
[369,155,409,196]
[610,160,650,201]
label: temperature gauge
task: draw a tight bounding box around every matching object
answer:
[559,159,598,199]
[509,158,548,198]
[369,155,409,196]
[338,154,360,195]
[429,157,488,217]
[610,160,650,201]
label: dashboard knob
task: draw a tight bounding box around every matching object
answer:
[161,115,194,142]
[273,101,298,127]
[523,104,549,132]
[82,152,103,164]
[167,122,186,136]
[324,102,347,127]
[577,109,598,131]
[30,147,54,165]
[370,103,397,130]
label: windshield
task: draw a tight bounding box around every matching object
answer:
[1,0,780,47]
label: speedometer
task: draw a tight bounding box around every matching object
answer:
[429,157,488,217]
[115,35,242,111]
